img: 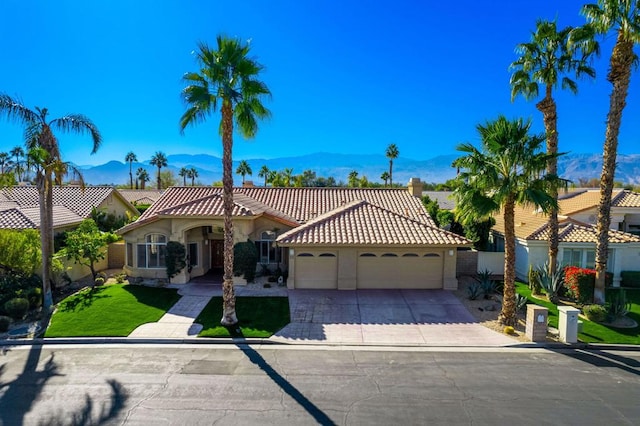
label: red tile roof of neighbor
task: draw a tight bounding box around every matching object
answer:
[0,186,136,230]
[120,186,469,246]
[527,219,640,244]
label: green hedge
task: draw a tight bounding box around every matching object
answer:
[621,271,640,288]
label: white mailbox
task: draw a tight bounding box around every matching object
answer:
[558,306,581,344]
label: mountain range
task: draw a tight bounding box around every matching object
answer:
[77,152,640,187]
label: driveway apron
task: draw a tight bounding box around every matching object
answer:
[270,289,516,346]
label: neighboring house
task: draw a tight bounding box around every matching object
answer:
[118,179,472,289]
[0,185,139,233]
[421,191,456,210]
[491,189,640,286]
[118,189,163,206]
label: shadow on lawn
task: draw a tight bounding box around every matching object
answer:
[235,341,336,426]
[56,286,111,313]
[0,344,128,425]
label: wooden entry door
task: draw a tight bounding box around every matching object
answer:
[211,240,224,269]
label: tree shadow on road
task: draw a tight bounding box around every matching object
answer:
[553,348,640,377]
[236,342,336,426]
[0,344,128,425]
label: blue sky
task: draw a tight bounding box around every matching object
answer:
[0,0,638,166]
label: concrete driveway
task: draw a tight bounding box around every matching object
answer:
[270,289,516,346]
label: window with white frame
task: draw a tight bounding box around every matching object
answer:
[562,248,614,272]
[255,231,277,264]
[137,234,167,268]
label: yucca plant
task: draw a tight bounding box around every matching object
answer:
[467,281,483,300]
[515,294,528,312]
[537,262,564,304]
[476,269,498,299]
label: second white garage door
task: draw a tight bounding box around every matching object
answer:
[295,251,338,289]
[356,251,444,289]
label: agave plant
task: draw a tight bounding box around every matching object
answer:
[607,289,631,321]
[515,294,528,312]
[476,269,498,299]
[467,281,483,300]
[537,262,564,305]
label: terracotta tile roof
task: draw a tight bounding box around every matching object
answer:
[0,185,136,230]
[612,190,640,208]
[528,220,640,243]
[277,200,471,246]
[556,189,640,214]
[118,189,163,205]
[0,208,37,229]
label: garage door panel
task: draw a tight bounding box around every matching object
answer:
[357,251,443,289]
[295,252,337,289]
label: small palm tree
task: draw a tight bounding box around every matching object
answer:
[0,94,101,311]
[125,151,138,189]
[282,168,293,187]
[0,152,12,174]
[150,151,168,190]
[235,160,252,184]
[385,143,399,186]
[179,167,189,186]
[136,167,150,189]
[10,146,24,181]
[348,170,359,187]
[582,0,640,302]
[453,116,560,326]
[258,165,270,186]
[187,166,198,186]
[510,19,597,274]
[380,171,390,187]
[180,35,271,326]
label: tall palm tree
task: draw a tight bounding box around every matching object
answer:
[510,19,597,274]
[150,151,168,190]
[10,146,24,181]
[235,160,252,184]
[385,143,399,187]
[125,151,137,189]
[187,166,198,186]
[453,116,559,326]
[136,167,150,189]
[180,36,271,326]
[0,152,12,174]
[179,167,189,186]
[380,171,390,187]
[282,168,293,187]
[258,165,270,186]
[582,0,640,302]
[0,94,101,311]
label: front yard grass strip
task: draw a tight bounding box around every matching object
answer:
[516,282,640,344]
[196,296,290,338]
[45,284,181,337]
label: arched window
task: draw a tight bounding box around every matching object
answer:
[137,234,167,268]
[424,253,440,257]
[381,253,398,257]
[297,253,314,257]
[319,253,336,257]
[359,253,376,257]
[402,253,419,257]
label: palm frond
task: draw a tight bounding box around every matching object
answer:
[0,94,40,125]
[50,114,102,154]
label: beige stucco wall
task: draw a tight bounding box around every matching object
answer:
[97,193,138,219]
[60,252,109,282]
[477,251,507,276]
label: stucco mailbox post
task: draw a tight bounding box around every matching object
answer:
[525,304,548,342]
[558,306,581,344]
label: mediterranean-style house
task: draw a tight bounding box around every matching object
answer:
[118,179,472,289]
[117,189,163,206]
[490,189,640,286]
[0,185,139,233]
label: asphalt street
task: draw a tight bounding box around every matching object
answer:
[0,344,639,425]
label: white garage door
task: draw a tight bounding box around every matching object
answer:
[356,251,443,289]
[295,251,338,289]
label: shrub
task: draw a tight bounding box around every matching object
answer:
[476,269,497,299]
[607,289,631,321]
[4,297,30,320]
[27,287,42,309]
[233,241,258,283]
[528,264,542,295]
[503,326,515,335]
[165,241,187,279]
[467,281,483,300]
[582,304,607,322]
[94,276,105,286]
[621,271,640,289]
[564,266,595,305]
[0,315,11,332]
[537,262,564,305]
[115,273,126,284]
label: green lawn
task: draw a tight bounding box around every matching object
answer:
[516,282,640,345]
[45,284,181,337]
[196,297,290,338]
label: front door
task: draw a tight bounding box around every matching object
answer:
[211,240,224,269]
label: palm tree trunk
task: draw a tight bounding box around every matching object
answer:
[157,168,162,190]
[129,163,133,189]
[595,33,634,303]
[389,159,393,187]
[221,100,238,326]
[499,196,517,326]
[38,172,53,310]
[536,90,559,274]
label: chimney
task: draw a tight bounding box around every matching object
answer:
[243,180,255,188]
[407,177,422,197]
